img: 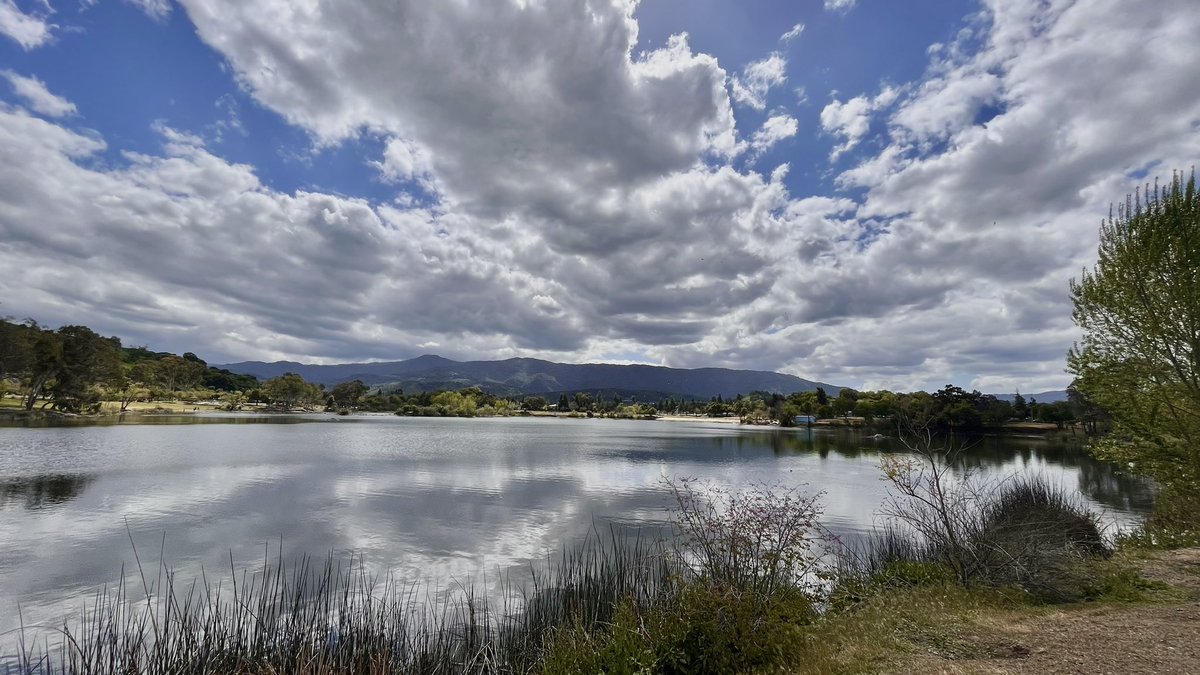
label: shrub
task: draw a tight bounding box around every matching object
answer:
[877,426,1111,602]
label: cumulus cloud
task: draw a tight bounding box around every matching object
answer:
[2,70,75,117]
[819,86,899,160]
[2,0,1198,395]
[730,52,787,110]
[749,113,798,157]
[0,0,52,49]
[371,137,433,187]
[803,0,1200,391]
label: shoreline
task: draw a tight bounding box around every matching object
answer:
[0,405,1078,439]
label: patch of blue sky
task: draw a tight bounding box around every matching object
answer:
[637,0,977,199]
[972,100,1007,128]
[0,1,422,206]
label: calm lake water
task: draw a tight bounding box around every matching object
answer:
[0,414,1154,642]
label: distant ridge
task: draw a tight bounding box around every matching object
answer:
[216,356,844,400]
[991,390,1070,403]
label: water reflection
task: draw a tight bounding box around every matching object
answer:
[0,474,94,510]
[0,416,1156,643]
[0,412,338,428]
[688,427,1158,516]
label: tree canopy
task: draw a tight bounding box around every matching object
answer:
[1068,170,1200,489]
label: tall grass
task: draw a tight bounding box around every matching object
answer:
[9,530,672,675]
[8,474,1120,673]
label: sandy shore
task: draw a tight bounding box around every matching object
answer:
[655,414,748,425]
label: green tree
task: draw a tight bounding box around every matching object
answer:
[24,329,63,410]
[1012,392,1028,420]
[48,325,122,413]
[157,355,205,392]
[521,395,548,411]
[329,379,369,409]
[263,372,321,409]
[1068,171,1200,489]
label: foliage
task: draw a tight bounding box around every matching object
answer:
[876,423,1110,602]
[664,477,824,597]
[262,372,323,409]
[1069,170,1200,495]
[327,379,369,410]
[541,479,823,675]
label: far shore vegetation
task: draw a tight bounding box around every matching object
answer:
[3,318,1096,437]
[3,171,1199,673]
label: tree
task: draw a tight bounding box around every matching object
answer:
[1068,170,1200,490]
[24,329,63,410]
[521,395,548,411]
[329,379,369,410]
[157,355,205,393]
[263,373,321,409]
[1012,392,1028,420]
[47,325,122,413]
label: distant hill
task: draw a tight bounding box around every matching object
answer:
[991,390,1070,403]
[216,355,844,400]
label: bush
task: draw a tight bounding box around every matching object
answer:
[1119,485,1200,549]
[971,477,1110,602]
[877,428,1112,602]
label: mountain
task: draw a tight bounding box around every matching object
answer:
[216,356,844,400]
[990,390,1070,403]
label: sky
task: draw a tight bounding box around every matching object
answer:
[0,0,1197,393]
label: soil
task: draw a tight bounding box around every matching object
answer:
[902,549,1200,674]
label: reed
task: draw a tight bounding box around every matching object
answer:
[10,529,673,675]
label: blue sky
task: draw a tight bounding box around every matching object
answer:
[1,0,1198,393]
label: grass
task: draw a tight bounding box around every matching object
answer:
[6,477,1178,675]
[10,530,676,675]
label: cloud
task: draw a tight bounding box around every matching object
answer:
[730,52,787,110]
[749,113,798,157]
[371,137,433,185]
[2,70,75,117]
[124,0,171,20]
[819,85,900,160]
[780,23,805,43]
[0,0,52,49]
[1,0,1198,396]
[824,0,857,13]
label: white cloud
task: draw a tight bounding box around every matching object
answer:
[824,0,857,13]
[780,23,805,42]
[730,52,787,110]
[372,137,432,184]
[0,0,52,49]
[124,0,171,20]
[820,85,900,160]
[750,113,798,157]
[2,70,75,117]
[2,0,1199,395]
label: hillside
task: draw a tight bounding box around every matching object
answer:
[991,390,1070,403]
[216,356,843,399]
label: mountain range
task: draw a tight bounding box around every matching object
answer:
[216,355,844,400]
[991,390,1070,403]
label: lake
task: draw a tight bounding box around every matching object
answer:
[0,414,1154,644]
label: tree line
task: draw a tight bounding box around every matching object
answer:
[2,315,1108,428]
[0,318,261,413]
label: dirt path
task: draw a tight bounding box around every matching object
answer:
[905,549,1200,674]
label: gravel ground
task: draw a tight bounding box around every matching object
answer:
[901,549,1200,675]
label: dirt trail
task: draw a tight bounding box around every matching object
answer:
[905,549,1200,675]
